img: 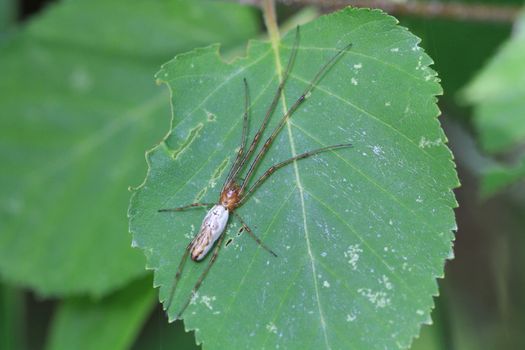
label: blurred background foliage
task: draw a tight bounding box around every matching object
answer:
[1,0,524,349]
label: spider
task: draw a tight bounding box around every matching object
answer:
[159,27,352,319]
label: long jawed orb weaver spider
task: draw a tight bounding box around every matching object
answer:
[158,27,353,319]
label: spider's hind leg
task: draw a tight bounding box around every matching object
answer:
[233,212,277,257]
[175,229,228,320]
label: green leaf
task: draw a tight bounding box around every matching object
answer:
[463,9,525,194]
[480,156,525,197]
[132,311,199,350]
[463,9,525,153]
[400,17,513,114]
[46,276,155,350]
[0,0,258,297]
[129,8,458,349]
[0,284,25,350]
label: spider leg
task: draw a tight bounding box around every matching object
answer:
[238,143,352,206]
[222,78,250,192]
[239,41,352,195]
[165,240,194,314]
[163,204,214,313]
[229,27,301,182]
[232,212,277,257]
[175,229,228,320]
[158,202,214,212]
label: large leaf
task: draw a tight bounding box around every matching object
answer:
[0,284,24,350]
[464,9,525,153]
[129,8,458,349]
[463,9,525,195]
[480,158,525,196]
[46,276,155,350]
[0,0,258,297]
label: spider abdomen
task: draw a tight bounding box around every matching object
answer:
[190,205,229,261]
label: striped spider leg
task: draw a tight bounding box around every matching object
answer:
[158,27,353,319]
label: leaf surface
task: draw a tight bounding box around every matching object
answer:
[0,0,258,296]
[130,8,458,349]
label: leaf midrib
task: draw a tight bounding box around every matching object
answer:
[272,34,331,348]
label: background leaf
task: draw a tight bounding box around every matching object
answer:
[130,7,458,349]
[0,283,25,350]
[46,276,155,350]
[480,158,525,196]
[463,9,525,195]
[399,14,514,118]
[0,0,259,297]
[463,9,525,153]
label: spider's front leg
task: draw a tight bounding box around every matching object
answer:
[158,202,214,212]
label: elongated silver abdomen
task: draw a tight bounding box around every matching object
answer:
[190,205,229,261]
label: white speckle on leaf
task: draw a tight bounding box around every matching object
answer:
[190,63,194,68]
[353,63,362,69]
[380,275,393,290]
[305,91,312,99]
[372,145,383,156]
[402,262,412,272]
[200,295,216,310]
[419,136,442,148]
[388,219,393,225]
[416,195,423,203]
[266,322,278,334]
[131,239,138,248]
[344,244,363,270]
[351,77,358,85]
[385,101,391,107]
[417,309,425,316]
[346,313,357,322]
[190,292,199,305]
[358,288,391,308]
[321,251,327,257]
[416,56,423,70]
[390,47,399,52]
[185,224,196,239]
[323,280,330,288]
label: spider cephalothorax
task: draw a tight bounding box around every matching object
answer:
[219,181,241,211]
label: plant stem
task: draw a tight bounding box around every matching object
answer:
[261,0,286,83]
[262,0,281,47]
[250,0,520,23]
